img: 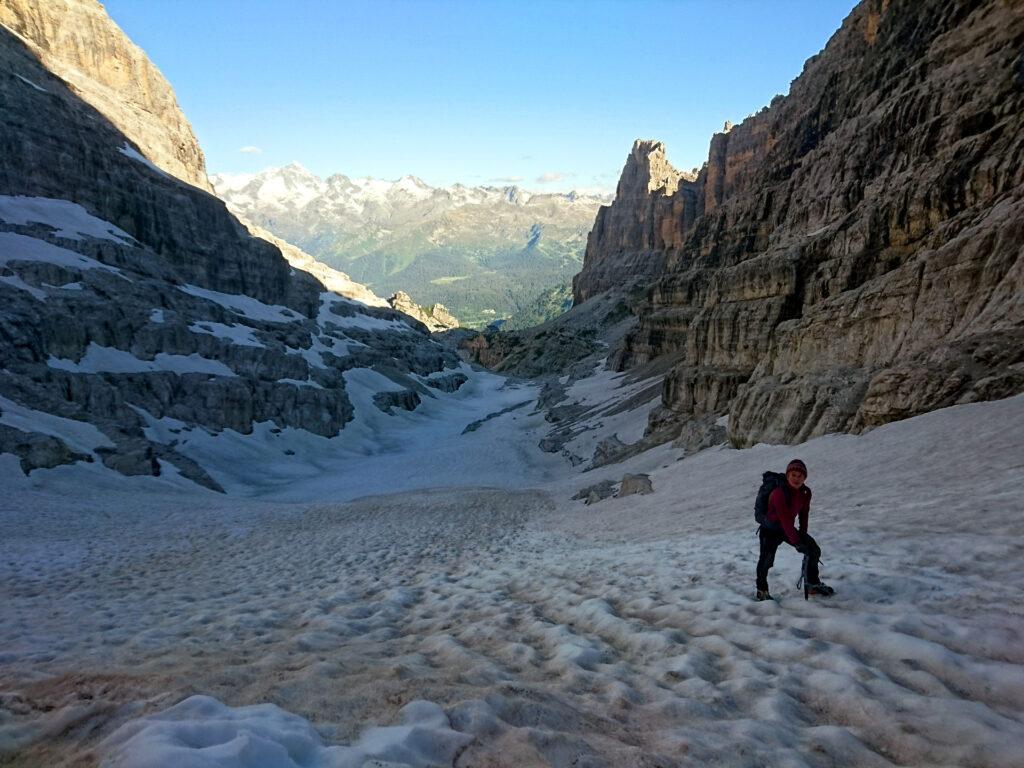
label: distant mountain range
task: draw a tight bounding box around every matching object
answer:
[212,165,610,328]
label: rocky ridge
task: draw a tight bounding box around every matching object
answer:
[0,12,465,489]
[573,0,1024,448]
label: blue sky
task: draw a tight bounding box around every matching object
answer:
[104,0,855,192]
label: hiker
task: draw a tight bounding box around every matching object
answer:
[755,459,834,601]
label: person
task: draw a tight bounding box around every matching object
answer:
[755,459,834,600]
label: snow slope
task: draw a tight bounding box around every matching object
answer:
[1,391,1022,767]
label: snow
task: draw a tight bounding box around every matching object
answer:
[13,73,47,92]
[99,695,471,768]
[179,284,305,323]
[0,273,47,300]
[188,321,265,348]
[48,342,237,377]
[127,367,561,500]
[557,360,664,456]
[317,292,411,333]
[149,309,166,323]
[1,384,1022,766]
[118,143,172,179]
[209,172,255,193]
[0,196,133,243]
[0,394,113,455]
[0,232,125,276]
[286,332,356,369]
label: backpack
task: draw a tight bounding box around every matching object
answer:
[754,471,787,525]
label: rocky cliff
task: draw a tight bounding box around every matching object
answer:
[574,0,1024,447]
[387,291,460,333]
[0,0,211,190]
[572,140,697,303]
[0,12,462,489]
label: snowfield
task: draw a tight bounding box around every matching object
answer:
[1,387,1022,767]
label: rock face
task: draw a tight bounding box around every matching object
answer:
[572,140,698,303]
[388,291,460,332]
[0,13,463,489]
[574,0,1024,446]
[0,0,210,190]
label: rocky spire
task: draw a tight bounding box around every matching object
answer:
[615,140,684,199]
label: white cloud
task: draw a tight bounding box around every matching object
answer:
[536,171,575,184]
[237,146,263,155]
[491,176,523,183]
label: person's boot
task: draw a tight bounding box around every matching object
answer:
[755,588,773,601]
[808,582,834,597]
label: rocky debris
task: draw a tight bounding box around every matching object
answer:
[572,479,618,505]
[388,291,460,333]
[373,389,422,414]
[461,328,599,378]
[617,474,653,497]
[424,372,468,393]
[671,415,728,456]
[571,0,1024,446]
[461,288,638,379]
[461,400,532,434]
[590,435,629,469]
[0,424,92,474]
[0,0,211,190]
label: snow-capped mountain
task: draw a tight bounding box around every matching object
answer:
[211,165,610,328]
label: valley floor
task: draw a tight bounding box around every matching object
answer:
[1,390,1023,767]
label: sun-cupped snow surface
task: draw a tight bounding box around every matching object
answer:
[47,342,237,377]
[179,284,305,323]
[1,395,1022,767]
[99,695,471,768]
[0,232,125,274]
[0,195,134,243]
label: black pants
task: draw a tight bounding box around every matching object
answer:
[756,526,820,591]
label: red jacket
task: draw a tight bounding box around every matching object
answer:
[767,485,811,545]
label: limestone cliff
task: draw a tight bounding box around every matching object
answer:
[388,291,460,333]
[0,0,211,190]
[574,0,1024,447]
[0,13,461,488]
[572,140,698,303]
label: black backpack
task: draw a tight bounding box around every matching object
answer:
[754,471,788,525]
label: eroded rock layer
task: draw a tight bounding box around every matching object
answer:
[575,0,1024,446]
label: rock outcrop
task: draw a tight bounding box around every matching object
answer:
[388,291,460,332]
[574,0,1024,446]
[0,0,211,190]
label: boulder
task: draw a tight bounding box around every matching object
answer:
[617,474,653,497]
